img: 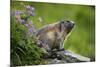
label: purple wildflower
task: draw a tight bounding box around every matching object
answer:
[30,12,35,16]
[27,11,35,16]
[26,5,31,10]
[30,6,35,11]
[26,5,35,16]
[28,28,33,33]
[15,10,23,15]
[26,5,35,11]
[28,20,36,32]
[25,24,30,29]
[13,5,37,37]
[20,19,26,24]
[15,10,23,21]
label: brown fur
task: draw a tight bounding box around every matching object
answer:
[36,20,74,52]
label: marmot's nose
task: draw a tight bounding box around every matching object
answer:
[66,20,75,28]
[71,21,75,26]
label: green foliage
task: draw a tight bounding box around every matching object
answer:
[11,17,46,66]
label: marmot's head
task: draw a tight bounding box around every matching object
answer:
[59,20,75,34]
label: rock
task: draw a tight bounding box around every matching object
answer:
[45,50,90,64]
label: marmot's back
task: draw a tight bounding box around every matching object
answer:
[36,23,60,51]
